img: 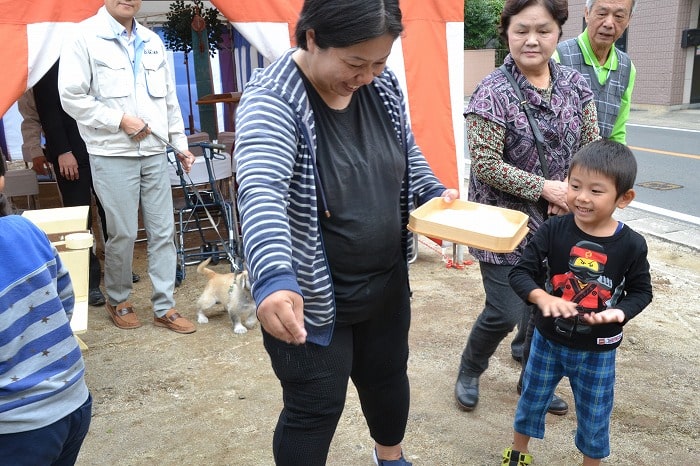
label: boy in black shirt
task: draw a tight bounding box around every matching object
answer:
[503,139,653,466]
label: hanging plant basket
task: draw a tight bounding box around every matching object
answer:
[162,0,225,133]
[163,0,224,57]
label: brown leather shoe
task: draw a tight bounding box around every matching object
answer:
[154,309,196,334]
[105,301,142,329]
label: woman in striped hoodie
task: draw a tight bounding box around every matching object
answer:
[234,1,458,464]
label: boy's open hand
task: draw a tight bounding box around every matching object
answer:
[531,291,579,318]
[579,308,625,325]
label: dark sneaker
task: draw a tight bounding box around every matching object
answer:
[373,449,412,465]
[88,288,106,306]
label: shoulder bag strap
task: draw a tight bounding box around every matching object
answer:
[499,65,549,179]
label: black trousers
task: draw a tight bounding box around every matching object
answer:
[54,161,106,289]
[262,261,411,466]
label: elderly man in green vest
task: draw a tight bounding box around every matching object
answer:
[556,0,636,144]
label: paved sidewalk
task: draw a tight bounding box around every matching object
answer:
[623,107,700,251]
[627,106,700,131]
[615,204,700,252]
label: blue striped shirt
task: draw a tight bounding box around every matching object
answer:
[0,215,89,433]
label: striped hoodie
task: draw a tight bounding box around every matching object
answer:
[235,49,446,345]
[0,215,89,433]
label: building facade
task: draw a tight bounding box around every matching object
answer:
[562,0,700,109]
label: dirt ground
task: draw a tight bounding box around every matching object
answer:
[65,228,700,466]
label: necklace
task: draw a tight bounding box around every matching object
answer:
[533,79,553,103]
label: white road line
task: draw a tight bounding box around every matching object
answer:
[628,123,700,133]
[630,201,700,226]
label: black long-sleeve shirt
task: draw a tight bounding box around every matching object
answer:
[32,60,89,166]
[510,214,652,351]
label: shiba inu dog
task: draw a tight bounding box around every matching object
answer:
[195,258,256,334]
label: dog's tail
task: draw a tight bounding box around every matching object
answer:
[196,258,216,279]
[235,270,250,290]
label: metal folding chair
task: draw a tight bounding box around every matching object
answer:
[4,168,40,209]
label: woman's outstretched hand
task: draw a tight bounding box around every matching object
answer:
[257,290,307,345]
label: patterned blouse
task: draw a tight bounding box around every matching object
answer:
[465,54,600,265]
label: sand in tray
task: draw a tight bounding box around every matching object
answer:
[426,207,519,237]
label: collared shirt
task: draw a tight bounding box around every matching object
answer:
[577,31,619,85]
[106,14,138,70]
[58,6,188,156]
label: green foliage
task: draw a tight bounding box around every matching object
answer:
[163,0,225,57]
[464,0,504,49]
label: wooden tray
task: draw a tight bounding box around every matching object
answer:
[408,198,529,253]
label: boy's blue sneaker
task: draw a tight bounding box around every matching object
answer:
[373,448,412,465]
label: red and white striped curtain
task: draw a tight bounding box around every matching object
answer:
[0,0,463,188]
